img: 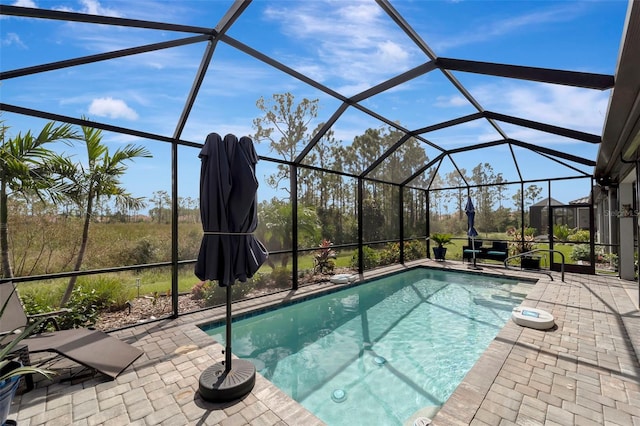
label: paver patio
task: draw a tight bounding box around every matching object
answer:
[8,260,640,425]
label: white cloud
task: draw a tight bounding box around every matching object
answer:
[88,97,138,120]
[79,0,120,16]
[471,82,608,136]
[435,95,468,108]
[433,4,582,52]
[55,0,121,17]
[1,32,26,48]
[263,1,418,93]
[12,0,36,7]
[378,40,409,63]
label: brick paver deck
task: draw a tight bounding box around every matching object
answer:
[8,261,640,425]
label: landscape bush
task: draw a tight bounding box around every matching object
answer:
[379,243,400,266]
[568,230,590,242]
[190,280,254,307]
[570,244,590,262]
[404,240,425,261]
[351,246,380,270]
[553,224,571,241]
[21,276,130,329]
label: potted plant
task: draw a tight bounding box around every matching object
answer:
[430,233,452,261]
[1,287,53,425]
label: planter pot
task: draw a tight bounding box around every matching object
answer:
[521,256,541,270]
[0,361,21,426]
[433,247,447,261]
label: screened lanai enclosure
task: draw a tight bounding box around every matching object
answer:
[1,1,636,325]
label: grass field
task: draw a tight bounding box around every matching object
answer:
[17,229,609,315]
[17,250,358,308]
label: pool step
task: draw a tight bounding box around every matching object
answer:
[405,405,440,426]
[510,282,535,298]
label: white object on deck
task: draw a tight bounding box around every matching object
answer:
[330,274,358,284]
[512,306,555,330]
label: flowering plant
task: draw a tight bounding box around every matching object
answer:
[506,227,536,255]
[313,239,337,274]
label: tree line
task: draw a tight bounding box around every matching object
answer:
[251,93,543,262]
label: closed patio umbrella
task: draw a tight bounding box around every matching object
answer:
[195,132,268,402]
[465,196,481,270]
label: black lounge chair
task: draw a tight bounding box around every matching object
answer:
[1,282,143,381]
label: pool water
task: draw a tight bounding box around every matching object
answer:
[203,268,529,426]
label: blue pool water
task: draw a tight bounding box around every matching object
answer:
[202,268,528,426]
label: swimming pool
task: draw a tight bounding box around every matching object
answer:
[202,267,530,425]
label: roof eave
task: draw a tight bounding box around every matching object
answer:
[596,0,640,183]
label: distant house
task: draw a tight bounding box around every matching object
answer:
[569,195,592,230]
[529,197,564,235]
[529,196,592,235]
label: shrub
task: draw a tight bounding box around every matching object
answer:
[379,243,400,266]
[404,240,425,261]
[269,267,291,288]
[20,285,60,316]
[249,272,269,290]
[351,246,380,270]
[83,275,131,310]
[21,275,129,330]
[374,241,425,265]
[191,280,254,307]
[20,296,57,328]
[58,276,129,328]
[191,280,213,300]
[570,244,590,262]
[568,230,590,242]
[128,238,157,265]
[603,252,619,269]
[553,224,571,242]
[57,286,102,329]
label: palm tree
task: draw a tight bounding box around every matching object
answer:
[52,124,151,306]
[0,121,79,279]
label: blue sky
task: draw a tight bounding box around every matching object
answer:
[0,0,630,211]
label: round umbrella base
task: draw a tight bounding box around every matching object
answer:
[199,360,256,402]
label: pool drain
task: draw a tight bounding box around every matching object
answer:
[372,355,387,366]
[331,389,347,403]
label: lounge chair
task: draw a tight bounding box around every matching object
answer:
[0,282,143,382]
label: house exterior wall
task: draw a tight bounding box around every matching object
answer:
[619,180,635,280]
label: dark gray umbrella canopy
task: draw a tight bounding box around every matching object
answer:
[465,196,478,239]
[195,133,267,286]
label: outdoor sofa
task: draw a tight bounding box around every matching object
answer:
[462,241,509,263]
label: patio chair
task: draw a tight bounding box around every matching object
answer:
[0,282,143,381]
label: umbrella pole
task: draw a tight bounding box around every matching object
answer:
[470,236,482,270]
[225,283,233,372]
[198,280,256,402]
[472,236,476,267]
